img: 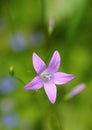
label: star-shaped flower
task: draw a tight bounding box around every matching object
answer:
[24,51,75,104]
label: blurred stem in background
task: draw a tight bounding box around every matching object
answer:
[43,107,64,130]
[67,0,88,42]
[41,0,46,29]
[64,0,88,70]
[41,0,55,56]
[4,1,15,33]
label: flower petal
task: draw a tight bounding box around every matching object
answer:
[54,72,75,85]
[24,76,43,90]
[33,53,46,74]
[44,82,57,104]
[48,51,60,73]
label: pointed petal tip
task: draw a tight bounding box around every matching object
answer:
[67,74,75,82]
[54,72,75,85]
[50,99,56,104]
[54,50,60,55]
[48,96,56,104]
[33,52,40,59]
[32,52,37,58]
[32,52,36,62]
[47,50,61,73]
[32,52,46,74]
[71,74,75,80]
[47,94,56,104]
[24,76,43,90]
[54,50,59,53]
[44,83,57,104]
[24,86,29,90]
[24,84,32,90]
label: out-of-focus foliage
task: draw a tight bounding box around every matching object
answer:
[0,0,92,130]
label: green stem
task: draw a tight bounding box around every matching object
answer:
[14,76,26,85]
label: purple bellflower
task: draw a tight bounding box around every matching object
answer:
[30,31,45,46]
[10,32,27,52]
[24,51,75,104]
[0,77,17,94]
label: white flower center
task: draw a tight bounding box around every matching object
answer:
[40,72,51,82]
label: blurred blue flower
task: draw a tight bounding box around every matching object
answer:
[0,77,17,94]
[10,32,27,51]
[30,31,45,46]
[3,114,19,128]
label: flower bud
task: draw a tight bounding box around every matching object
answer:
[64,83,86,100]
[9,66,14,76]
[48,17,55,35]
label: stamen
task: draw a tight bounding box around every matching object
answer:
[40,72,51,82]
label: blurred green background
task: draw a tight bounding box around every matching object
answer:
[0,0,92,130]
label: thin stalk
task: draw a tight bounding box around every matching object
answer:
[14,76,26,85]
